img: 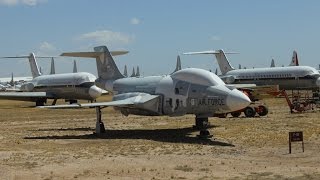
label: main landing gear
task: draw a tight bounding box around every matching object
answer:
[194,117,213,139]
[95,106,106,134]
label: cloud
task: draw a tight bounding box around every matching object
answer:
[0,0,47,6]
[76,30,134,45]
[210,35,221,41]
[130,17,140,25]
[36,41,57,56]
[39,41,56,52]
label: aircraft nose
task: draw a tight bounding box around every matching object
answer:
[225,89,251,112]
[89,85,103,99]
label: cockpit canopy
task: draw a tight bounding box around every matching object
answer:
[171,68,225,86]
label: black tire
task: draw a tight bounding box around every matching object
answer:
[258,105,268,116]
[231,112,241,117]
[244,106,256,117]
[36,99,46,106]
[194,117,209,129]
[200,130,210,136]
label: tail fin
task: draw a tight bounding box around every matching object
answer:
[289,50,299,66]
[73,60,78,73]
[130,67,136,77]
[270,59,275,67]
[238,64,242,69]
[10,73,14,86]
[50,57,55,74]
[123,65,128,77]
[183,49,236,75]
[1,53,54,78]
[61,46,128,80]
[136,66,140,77]
[171,55,182,74]
[28,53,41,78]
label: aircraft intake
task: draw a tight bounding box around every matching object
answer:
[316,77,320,87]
[20,83,34,92]
[88,85,103,99]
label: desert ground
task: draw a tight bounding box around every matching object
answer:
[0,96,319,180]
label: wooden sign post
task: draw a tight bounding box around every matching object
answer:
[289,131,304,154]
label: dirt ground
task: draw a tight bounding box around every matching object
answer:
[0,96,319,180]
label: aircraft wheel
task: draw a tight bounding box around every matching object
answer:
[257,105,268,116]
[231,112,241,117]
[244,106,256,117]
[197,129,213,139]
[36,99,46,106]
[194,117,209,129]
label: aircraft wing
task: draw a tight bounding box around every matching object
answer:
[0,92,54,101]
[38,93,159,109]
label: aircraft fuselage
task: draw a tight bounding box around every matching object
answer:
[111,68,251,117]
[224,66,320,90]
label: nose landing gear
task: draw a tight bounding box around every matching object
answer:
[194,117,213,139]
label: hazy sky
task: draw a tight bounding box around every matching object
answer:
[0,0,320,77]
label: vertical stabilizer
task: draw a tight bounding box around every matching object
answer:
[130,67,136,77]
[270,59,275,67]
[123,65,128,77]
[10,73,14,86]
[136,66,140,77]
[61,45,128,80]
[238,64,242,69]
[50,57,55,74]
[183,49,235,75]
[73,60,78,73]
[171,55,182,74]
[94,46,124,80]
[28,53,41,78]
[175,55,182,72]
[214,50,235,75]
[289,50,299,66]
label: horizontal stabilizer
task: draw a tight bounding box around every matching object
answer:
[1,56,57,59]
[61,51,129,58]
[183,50,238,55]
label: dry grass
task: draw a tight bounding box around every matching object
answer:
[0,96,319,179]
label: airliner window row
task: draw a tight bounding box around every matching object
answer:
[239,74,292,79]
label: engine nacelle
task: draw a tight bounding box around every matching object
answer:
[20,83,34,92]
[221,75,235,84]
[113,92,161,116]
[316,77,320,87]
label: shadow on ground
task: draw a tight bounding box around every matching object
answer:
[25,125,234,146]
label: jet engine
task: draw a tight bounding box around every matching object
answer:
[316,77,320,87]
[221,75,235,84]
[20,83,34,92]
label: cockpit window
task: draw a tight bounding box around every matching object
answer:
[175,81,189,95]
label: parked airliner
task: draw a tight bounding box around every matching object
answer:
[0,53,103,105]
[184,50,320,90]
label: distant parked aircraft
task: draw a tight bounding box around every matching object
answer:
[184,49,320,90]
[0,53,103,105]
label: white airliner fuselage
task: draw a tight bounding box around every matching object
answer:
[224,66,320,90]
[184,50,320,90]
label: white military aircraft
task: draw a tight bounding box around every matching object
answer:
[38,45,251,138]
[184,50,320,90]
[0,53,104,105]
